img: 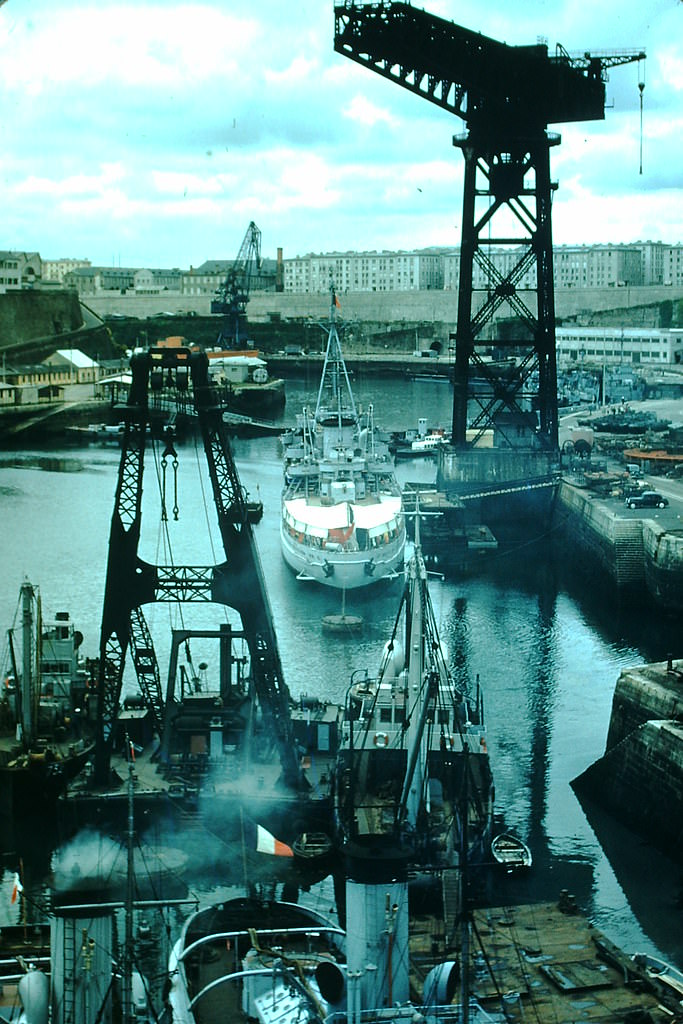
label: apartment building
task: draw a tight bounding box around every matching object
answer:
[42,258,91,283]
[284,250,444,294]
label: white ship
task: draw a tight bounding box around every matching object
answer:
[280,287,405,590]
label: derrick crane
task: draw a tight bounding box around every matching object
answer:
[93,345,304,789]
[211,220,262,349]
[334,2,645,448]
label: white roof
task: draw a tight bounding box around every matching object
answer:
[284,496,401,531]
[350,497,402,529]
[55,349,98,368]
[284,498,350,529]
[99,373,132,385]
[210,355,266,368]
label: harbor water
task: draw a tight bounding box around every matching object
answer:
[0,372,681,970]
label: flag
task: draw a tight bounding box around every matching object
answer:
[256,824,294,857]
[333,292,341,310]
[10,873,23,905]
[243,815,294,857]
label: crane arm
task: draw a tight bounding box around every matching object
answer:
[334,1,642,129]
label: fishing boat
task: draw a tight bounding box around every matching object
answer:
[334,519,494,871]
[491,832,532,872]
[280,286,405,590]
[0,581,95,819]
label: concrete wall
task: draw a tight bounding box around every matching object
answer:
[555,481,646,590]
[78,284,683,329]
[572,661,683,857]
[642,521,683,613]
[606,663,683,749]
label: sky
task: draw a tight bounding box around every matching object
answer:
[1,0,681,269]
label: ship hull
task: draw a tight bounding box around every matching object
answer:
[280,518,405,589]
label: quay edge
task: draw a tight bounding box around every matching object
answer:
[434,446,683,611]
[572,658,683,860]
[553,478,683,612]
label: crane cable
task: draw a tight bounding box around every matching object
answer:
[638,59,645,175]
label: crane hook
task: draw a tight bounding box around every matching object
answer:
[161,433,179,522]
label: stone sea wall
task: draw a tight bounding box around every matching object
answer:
[572,661,683,858]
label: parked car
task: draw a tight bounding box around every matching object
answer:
[625,491,669,509]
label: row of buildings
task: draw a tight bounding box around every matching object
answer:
[3,240,683,297]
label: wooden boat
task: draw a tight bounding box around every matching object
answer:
[631,953,683,999]
[292,831,333,862]
[491,833,532,872]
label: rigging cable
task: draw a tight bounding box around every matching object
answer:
[638,58,645,175]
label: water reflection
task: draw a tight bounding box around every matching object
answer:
[0,376,681,969]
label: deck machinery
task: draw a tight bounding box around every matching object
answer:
[334,1,644,449]
[93,345,303,789]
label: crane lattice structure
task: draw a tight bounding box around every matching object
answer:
[334,2,644,448]
[211,220,263,349]
[94,345,303,789]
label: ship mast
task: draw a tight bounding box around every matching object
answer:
[20,580,34,749]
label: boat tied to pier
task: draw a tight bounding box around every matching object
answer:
[0,581,95,819]
[280,285,406,590]
[334,520,494,871]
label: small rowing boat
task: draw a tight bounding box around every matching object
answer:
[491,833,532,872]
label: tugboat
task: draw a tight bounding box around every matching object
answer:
[280,284,405,590]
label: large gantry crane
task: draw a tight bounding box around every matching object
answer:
[211,220,262,349]
[334,2,645,449]
[93,345,304,789]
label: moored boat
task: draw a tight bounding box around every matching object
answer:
[292,830,334,863]
[334,519,494,871]
[280,286,405,590]
[491,832,532,872]
[631,953,683,999]
[389,417,451,458]
[0,581,95,819]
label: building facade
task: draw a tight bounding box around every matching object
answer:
[6,241,683,297]
[42,258,91,283]
[0,251,41,292]
[556,326,683,366]
[283,250,445,294]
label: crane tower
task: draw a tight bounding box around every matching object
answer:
[334,2,645,449]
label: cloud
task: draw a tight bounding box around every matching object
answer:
[0,0,680,263]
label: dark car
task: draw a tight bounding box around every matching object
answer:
[625,491,669,509]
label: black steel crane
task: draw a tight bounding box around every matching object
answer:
[334,2,645,448]
[211,220,263,349]
[93,345,304,789]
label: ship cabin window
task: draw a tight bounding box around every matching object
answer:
[380,708,392,723]
[437,709,450,726]
[42,660,71,674]
[394,707,405,724]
